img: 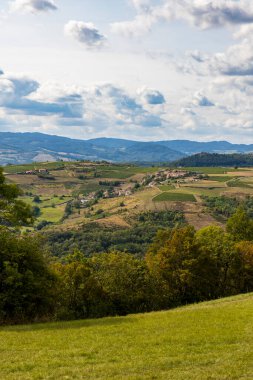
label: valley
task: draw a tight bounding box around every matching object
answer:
[4,161,253,234]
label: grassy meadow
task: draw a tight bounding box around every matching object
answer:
[0,293,252,380]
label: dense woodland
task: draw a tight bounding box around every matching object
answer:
[1,167,253,324]
[46,211,185,257]
[173,152,253,167]
[202,195,253,221]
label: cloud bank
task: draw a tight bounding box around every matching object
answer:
[111,0,253,36]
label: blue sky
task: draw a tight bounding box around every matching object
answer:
[0,0,253,142]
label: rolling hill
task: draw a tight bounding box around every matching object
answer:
[0,293,252,379]
[0,132,183,165]
[157,139,253,155]
[1,132,253,165]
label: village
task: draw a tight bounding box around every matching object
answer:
[79,185,134,207]
[79,169,203,207]
[14,165,204,209]
[141,169,204,188]
[18,168,50,175]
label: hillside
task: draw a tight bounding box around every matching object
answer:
[0,293,252,379]
[158,139,253,155]
[4,161,253,238]
[0,132,183,165]
[2,132,253,165]
[173,152,253,167]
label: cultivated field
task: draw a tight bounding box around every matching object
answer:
[4,163,253,230]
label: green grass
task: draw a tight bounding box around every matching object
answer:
[97,170,137,179]
[0,293,253,379]
[23,196,71,206]
[21,196,71,224]
[154,192,196,202]
[159,185,175,191]
[96,166,160,179]
[207,176,235,182]
[227,179,253,189]
[4,162,65,174]
[38,206,65,223]
[78,182,105,195]
[182,167,243,174]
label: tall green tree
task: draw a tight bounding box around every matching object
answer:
[196,226,242,297]
[236,241,253,293]
[0,231,56,324]
[90,251,156,315]
[226,208,253,242]
[146,226,202,306]
[53,250,109,319]
[0,168,56,324]
[0,167,33,228]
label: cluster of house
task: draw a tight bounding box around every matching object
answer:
[142,169,201,188]
[80,192,97,205]
[80,186,133,206]
[19,168,49,175]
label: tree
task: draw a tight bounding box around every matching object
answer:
[32,205,41,217]
[33,195,41,203]
[146,226,201,306]
[0,230,56,323]
[236,241,253,293]
[196,226,242,297]
[0,167,33,228]
[226,208,253,241]
[53,250,109,319]
[147,225,244,306]
[90,251,156,315]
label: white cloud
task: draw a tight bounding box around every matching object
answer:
[177,0,253,29]
[10,0,57,13]
[138,87,166,104]
[111,13,158,37]
[131,0,152,11]
[177,21,253,78]
[64,21,106,48]
[0,74,83,119]
[193,92,214,107]
[0,70,167,139]
[211,41,253,76]
[112,0,253,36]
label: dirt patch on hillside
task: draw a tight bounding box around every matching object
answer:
[96,215,131,228]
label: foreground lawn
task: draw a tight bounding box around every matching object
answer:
[1,294,253,379]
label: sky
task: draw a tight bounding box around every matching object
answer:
[0,0,253,143]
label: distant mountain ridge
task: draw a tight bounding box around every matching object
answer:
[1,132,253,165]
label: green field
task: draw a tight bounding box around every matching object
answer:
[227,179,253,188]
[0,293,252,380]
[207,176,235,182]
[183,167,242,174]
[158,185,175,191]
[154,192,196,202]
[4,162,253,230]
[4,162,66,174]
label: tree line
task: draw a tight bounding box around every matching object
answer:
[173,152,253,167]
[1,167,253,324]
